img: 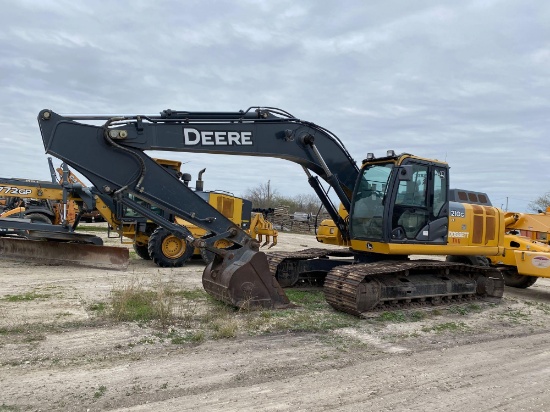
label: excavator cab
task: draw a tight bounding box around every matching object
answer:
[350,153,450,248]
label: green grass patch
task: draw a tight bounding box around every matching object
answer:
[447,303,483,316]
[285,290,326,310]
[499,309,531,323]
[0,326,26,335]
[3,292,51,302]
[109,278,177,327]
[154,328,205,345]
[0,404,20,411]
[169,289,209,300]
[111,289,164,322]
[524,301,550,315]
[210,318,239,339]
[422,321,469,333]
[106,277,360,340]
[93,385,107,399]
[88,302,107,312]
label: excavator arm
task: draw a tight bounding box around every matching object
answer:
[37,108,360,309]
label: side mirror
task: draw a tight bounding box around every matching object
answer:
[398,165,413,181]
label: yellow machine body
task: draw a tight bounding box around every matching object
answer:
[350,202,504,256]
[315,154,550,284]
[0,181,78,225]
[504,209,550,245]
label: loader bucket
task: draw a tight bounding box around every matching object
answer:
[0,237,129,270]
[202,246,293,310]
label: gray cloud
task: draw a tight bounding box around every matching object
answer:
[0,0,548,212]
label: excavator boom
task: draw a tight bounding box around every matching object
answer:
[38,108,359,309]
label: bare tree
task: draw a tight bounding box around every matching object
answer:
[244,181,280,209]
[244,182,325,215]
[528,192,550,213]
[292,193,323,215]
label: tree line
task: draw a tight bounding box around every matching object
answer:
[244,181,324,215]
[529,192,550,213]
[246,182,550,216]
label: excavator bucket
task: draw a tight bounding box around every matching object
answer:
[202,245,293,310]
[0,237,129,270]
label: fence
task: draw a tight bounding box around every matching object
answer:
[265,206,330,233]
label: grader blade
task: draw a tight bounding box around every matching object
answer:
[202,246,293,310]
[0,237,129,270]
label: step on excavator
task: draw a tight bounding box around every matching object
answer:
[0,159,278,269]
[36,107,522,316]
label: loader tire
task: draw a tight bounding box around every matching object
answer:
[148,226,194,268]
[200,238,233,264]
[25,213,53,225]
[133,242,151,260]
[502,271,538,289]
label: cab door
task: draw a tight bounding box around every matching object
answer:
[389,161,448,244]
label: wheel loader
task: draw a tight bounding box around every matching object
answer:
[0,158,278,269]
[34,107,550,316]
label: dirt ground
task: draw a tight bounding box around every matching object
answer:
[2,230,550,411]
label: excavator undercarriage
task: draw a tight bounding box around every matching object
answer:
[324,260,504,316]
[267,248,504,315]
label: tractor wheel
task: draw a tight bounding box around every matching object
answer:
[133,242,151,260]
[148,226,194,268]
[25,213,53,225]
[200,238,233,264]
[502,270,538,288]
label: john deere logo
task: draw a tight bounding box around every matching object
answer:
[183,128,253,146]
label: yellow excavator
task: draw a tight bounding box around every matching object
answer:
[316,190,550,291]
[0,158,278,268]
[38,107,545,316]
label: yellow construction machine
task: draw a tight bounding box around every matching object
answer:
[504,208,550,245]
[0,161,129,270]
[67,157,278,267]
[38,107,534,316]
[316,189,550,291]
[486,208,550,288]
[0,158,278,268]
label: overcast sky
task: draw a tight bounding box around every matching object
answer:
[1,0,549,212]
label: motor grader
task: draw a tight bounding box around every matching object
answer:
[0,158,79,226]
[0,162,128,270]
[34,107,550,316]
[0,158,278,269]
